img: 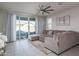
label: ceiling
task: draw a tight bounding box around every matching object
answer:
[0,2,79,16]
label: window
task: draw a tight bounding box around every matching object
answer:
[20,17,28,20]
[46,18,52,29]
[16,16,19,20]
[29,17,36,35]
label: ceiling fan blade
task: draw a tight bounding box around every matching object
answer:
[44,11,50,13]
[46,9,54,11]
[44,6,51,10]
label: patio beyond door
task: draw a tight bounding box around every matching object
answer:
[16,16,36,40]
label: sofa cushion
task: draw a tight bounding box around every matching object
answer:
[43,30,48,35]
[47,31,53,36]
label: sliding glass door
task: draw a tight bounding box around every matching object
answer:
[29,18,36,35]
[16,16,36,40]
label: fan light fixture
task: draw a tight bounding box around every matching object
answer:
[39,5,54,15]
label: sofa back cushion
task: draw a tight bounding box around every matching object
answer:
[43,30,48,35]
[47,31,53,36]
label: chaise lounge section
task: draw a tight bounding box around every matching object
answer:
[44,30,79,55]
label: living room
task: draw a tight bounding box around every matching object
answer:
[0,2,79,56]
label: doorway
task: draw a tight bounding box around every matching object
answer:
[16,16,36,40]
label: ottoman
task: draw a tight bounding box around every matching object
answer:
[29,34,39,41]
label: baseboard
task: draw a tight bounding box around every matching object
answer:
[6,41,16,43]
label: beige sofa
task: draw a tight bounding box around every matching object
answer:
[44,30,79,55]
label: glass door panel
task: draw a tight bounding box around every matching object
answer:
[16,16,20,40]
[19,17,28,39]
[29,18,36,35]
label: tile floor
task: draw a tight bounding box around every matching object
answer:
[4,40,79,56]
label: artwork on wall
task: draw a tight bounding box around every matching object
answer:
[56,15,70,26]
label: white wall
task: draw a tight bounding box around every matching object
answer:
[0,10,7,35]
[46,6,79,32]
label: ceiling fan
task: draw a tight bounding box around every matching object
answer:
[39,5,54,15]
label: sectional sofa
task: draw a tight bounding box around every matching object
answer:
[43,30,79,55]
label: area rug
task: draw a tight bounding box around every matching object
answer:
[31,40,52,55]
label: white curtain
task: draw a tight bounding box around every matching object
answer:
[37,16,46,34]
[6,13,16,42]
